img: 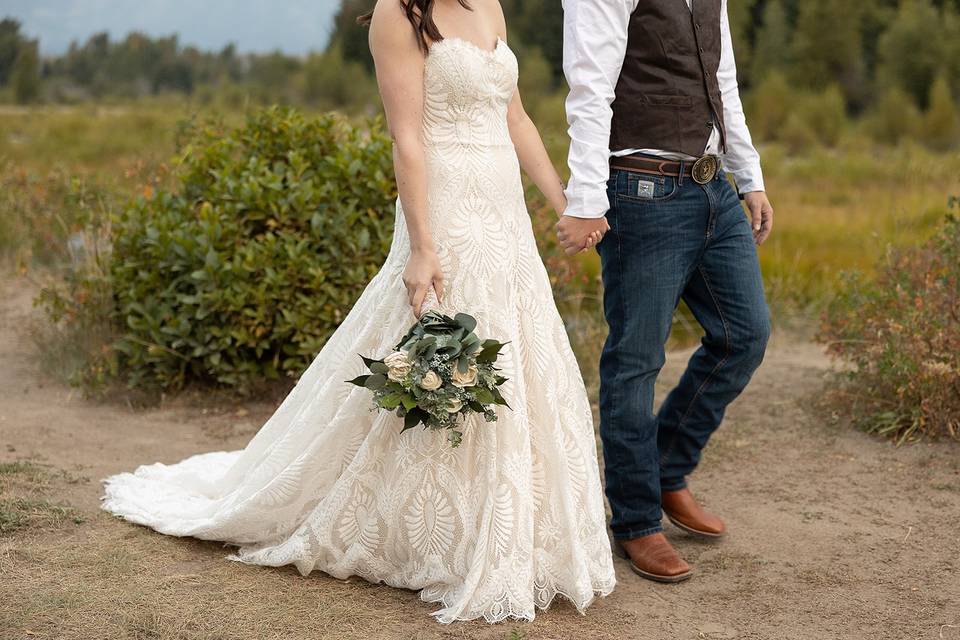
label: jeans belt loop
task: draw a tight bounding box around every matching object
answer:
[677,159,685,186]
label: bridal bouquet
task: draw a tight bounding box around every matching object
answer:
[348,311,509,447]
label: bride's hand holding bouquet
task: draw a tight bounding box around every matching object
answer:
[403,243,445,318]
[349,307,510,447]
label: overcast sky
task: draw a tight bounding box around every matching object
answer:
[1,0,344,56]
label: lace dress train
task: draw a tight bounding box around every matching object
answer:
[101,36,616,623]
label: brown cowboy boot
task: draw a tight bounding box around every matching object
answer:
[661,487,726,538]
[612,532,692,583]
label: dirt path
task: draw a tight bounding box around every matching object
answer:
[1,272,958,640]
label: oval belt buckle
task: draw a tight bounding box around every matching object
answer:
[691,155,719,185]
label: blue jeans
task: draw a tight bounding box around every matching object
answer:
[596,163,771,541]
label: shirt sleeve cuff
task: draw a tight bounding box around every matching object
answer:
[730,165,765,195]
[562,184,611,219]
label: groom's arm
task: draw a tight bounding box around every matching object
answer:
[717,0,764,196]
[561,0,637,221]
[717,0,773,243]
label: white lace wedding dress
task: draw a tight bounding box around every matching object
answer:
[101,36,616,623]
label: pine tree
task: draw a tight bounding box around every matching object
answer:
[859,0,896,83]
[750,0,791,85]
[725,0,755,87]
[876,0,949,109]
[331,0,377,73]
[790,0,865,105]
[0,18,23,86]
[10,39,40,103]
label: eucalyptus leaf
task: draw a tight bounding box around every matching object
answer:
[364,373,387,390]
[454,313,477,333]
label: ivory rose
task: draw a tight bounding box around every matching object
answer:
[419,370,442,391]
[451,363,479,388]
[384,350,412,382]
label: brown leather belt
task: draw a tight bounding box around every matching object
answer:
[610,153,721,185]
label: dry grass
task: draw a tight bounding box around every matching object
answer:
[0,459,627,640]
[0,459,87,536]
[2,333,958,640]
[1,519,629,639]
[4,524,409,639]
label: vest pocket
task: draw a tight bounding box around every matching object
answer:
[643,93,694,108]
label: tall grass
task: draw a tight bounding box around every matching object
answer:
[2,102,957,392]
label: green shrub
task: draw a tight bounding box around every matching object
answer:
[923,73,959,150]
[43,107,398,392]
[797,85,848,148]
[748,78,847,151]
[865,87,923,145]
[780,111,820,153]
[817,212,960,443]
[747,71,792,141]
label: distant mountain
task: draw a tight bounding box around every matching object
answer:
[2,0,343,55]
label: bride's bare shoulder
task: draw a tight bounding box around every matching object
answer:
[368,0,420,54]
[477,0,508,39]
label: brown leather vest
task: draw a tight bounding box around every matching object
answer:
[610,0,727,157]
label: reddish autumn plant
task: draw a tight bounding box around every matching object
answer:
[817,211,960,443]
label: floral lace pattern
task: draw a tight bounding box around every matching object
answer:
[101,36,616,623]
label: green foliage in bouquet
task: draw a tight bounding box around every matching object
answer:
[817,212,960,443]
[99,107,396,391]
[349,311,510,447]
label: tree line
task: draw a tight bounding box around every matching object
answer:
[2,0,959,131]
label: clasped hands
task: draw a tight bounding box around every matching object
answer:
[555,215,610,256]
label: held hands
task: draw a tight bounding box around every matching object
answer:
[744,191,774,245]
[403,247,444,318]
[556,215,610,256]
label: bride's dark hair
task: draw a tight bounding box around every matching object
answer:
[358,0,473,53]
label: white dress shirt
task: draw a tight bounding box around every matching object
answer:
[562,0,765,219]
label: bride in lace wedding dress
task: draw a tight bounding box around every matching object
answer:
[101,0,616,623]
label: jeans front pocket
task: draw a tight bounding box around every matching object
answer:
[614,170,681,205]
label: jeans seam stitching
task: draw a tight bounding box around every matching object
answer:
[659,265,731,466]
[605,189,635,533]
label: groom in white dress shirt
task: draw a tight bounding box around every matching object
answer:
[558,0,774,582]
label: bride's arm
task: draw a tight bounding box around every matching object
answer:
[369,1,444,316]
[486,2,568,219]
[506,90,567,216]
[506,86,602,249]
